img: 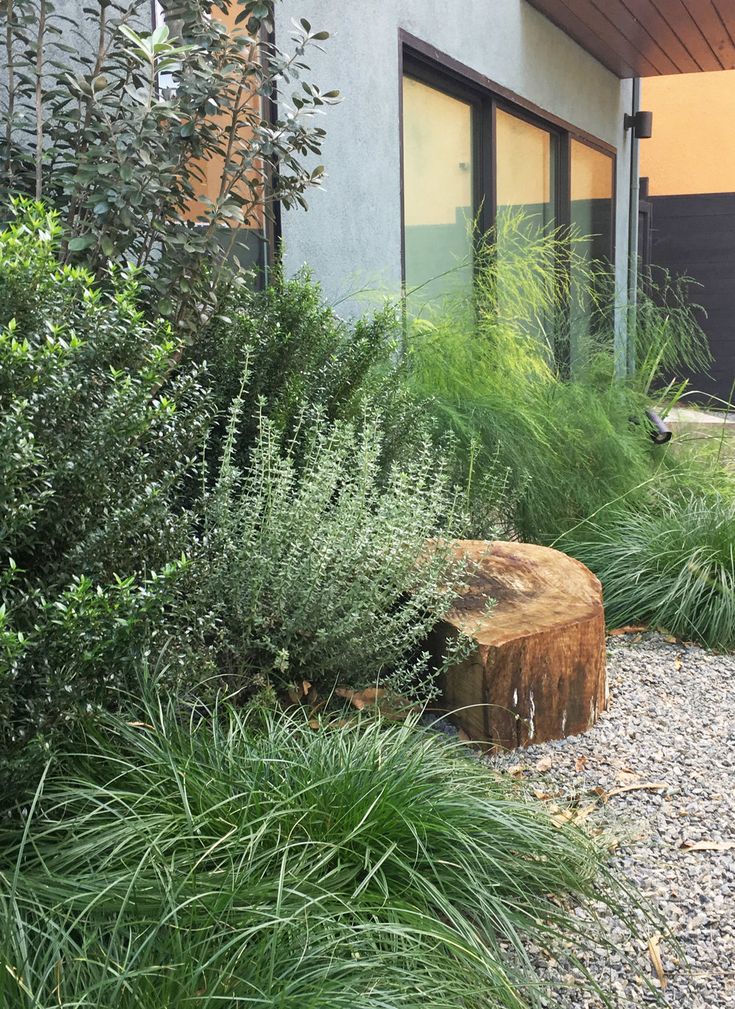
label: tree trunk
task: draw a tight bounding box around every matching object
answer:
[434,540,606,750]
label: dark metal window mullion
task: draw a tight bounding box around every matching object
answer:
[557,132,573,375]
[470,96,495,288]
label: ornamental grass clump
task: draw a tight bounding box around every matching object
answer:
[0,698,651,1008]
[403,214,712,545]
[562,490,735,649]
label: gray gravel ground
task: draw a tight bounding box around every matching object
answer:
[487,632,735,1008]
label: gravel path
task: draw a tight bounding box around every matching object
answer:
[488,632,735,1008]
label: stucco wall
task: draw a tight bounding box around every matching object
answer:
[274,0,634,324]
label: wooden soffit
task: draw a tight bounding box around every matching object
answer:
[527,0,735,77]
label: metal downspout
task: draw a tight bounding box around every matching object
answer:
[626,77,641,376]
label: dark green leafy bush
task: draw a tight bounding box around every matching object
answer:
[194,267,419,468]
[0,202,211,799]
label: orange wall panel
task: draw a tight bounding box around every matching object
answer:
[640,71,735,196]
[186,2,264,228]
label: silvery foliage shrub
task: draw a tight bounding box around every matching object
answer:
[0,0,338,329]
[195,386,473,699]
[0,202,212,802]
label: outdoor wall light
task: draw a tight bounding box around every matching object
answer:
[624,110,653,139]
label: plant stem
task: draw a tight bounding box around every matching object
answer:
[5,0,15,186]
[34,0,47,199]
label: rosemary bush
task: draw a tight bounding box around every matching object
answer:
[192,267,419,471]
[194,392,468,697]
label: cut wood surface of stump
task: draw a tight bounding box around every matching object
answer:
[435,540,607,750]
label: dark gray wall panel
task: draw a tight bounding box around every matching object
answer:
[649,193,735,404]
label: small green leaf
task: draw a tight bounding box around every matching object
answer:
[67,235,96,251]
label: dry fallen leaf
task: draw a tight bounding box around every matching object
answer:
[603,781,669,802]
[535,755,553,773]
[674,654,682,671]
[573,803,597,823]
[680,840,735,853]
[335,686,381,710]
[286,685,302,706]
[575,755,588,773]
[648,934,667,989]
[127,721,155,730]
[551,807,574,825]
[616,767,641,784]
[608,624,649,636]
[457,728,472,743]
[508,765,525,778]
[334,686,415,720]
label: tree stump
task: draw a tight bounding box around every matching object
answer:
[434,540,606,750]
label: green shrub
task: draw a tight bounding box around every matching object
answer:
[0,698,651,1008]
[0,201,212,801]
[561,491,735,649]
[193,391,468,698]
[194,268,419,471]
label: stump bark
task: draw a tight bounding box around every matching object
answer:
[435,540,606,750]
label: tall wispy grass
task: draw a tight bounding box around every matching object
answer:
[404,216,669,541]
[0,697,654,1008]
[402,212,735,647]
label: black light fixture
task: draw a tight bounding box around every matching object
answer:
[624,110,653,139]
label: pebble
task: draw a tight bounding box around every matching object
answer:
[487,632,735,1007]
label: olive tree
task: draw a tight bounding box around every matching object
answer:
[0,0,338,326]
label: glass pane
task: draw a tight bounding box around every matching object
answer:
[495,109,557,342]
[570,140,614,362]
[570,139,613,264]
[496,109,556,232]
[402,76,474,312]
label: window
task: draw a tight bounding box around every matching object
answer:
[496,109,557,234]
[570,138,614,265]
[570,140,615,358]
[401,48,616,349]
[402,76,475,311]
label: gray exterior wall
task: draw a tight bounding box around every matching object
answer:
[274,0,635,353]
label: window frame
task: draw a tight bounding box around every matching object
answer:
[398,33,616,291]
